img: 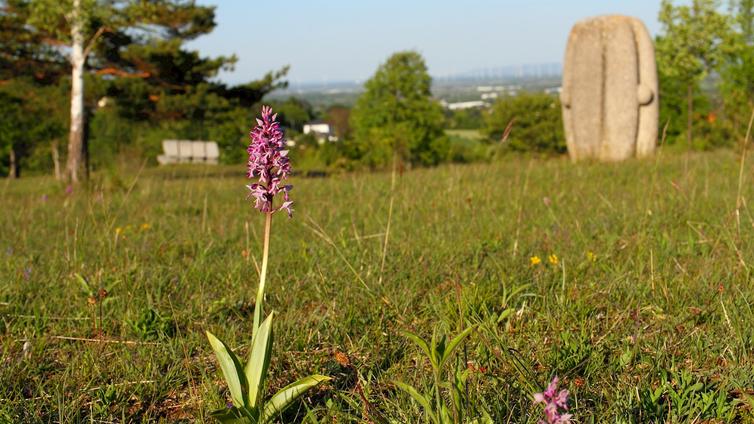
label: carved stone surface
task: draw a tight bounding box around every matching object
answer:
[561,15,659,161]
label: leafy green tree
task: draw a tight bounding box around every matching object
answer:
[721,0,754,139]
[0,91,25,177]
[446,108,484,130]
[1,1,69,177]
[350,51,447,168]
[22,0,128,181]
[482,93,564,154]
[325,105,351,140]
[271,97,314,132]
[656,0,734,146]
[0,80,65,177]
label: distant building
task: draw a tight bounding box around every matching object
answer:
[303,121,338,143]
[96,97,111,108]
[476,85,520,97]
[444,100,488,111]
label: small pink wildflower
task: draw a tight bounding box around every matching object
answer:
[246,106,293,217]
[533,376,572,424]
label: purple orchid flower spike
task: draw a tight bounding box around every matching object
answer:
[246,105,293,217]
[533,376,572,424]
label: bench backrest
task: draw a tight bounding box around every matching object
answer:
[177,141,193,161]
[160,140,219,164]
[205,142,219,159]
[163,140,179,156]
[190,142,206,159]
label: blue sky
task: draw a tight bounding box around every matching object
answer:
[188,0,662,85]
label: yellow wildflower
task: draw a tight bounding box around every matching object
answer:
[548,254,559,266]
[530,256,542,266]
[115,227,123,236]
[140,223,151,231]
[586,251,596,262]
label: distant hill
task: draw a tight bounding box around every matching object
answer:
[268,63,563,107]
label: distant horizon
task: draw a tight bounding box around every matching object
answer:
[272,61,564,89]
[187,1,661,85]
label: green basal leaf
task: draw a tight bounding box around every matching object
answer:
[435,334,448,366]
[401,330,435,368]
[102,296,118,305]
[206,331,248,408]
[393,380,439,424]
[245,312,274,408]
[497,308,514,323]
[430,329,439,367]
[510,283,532,297]
[440,404,452,424]
[468,410,494,424]
[439,325,475,369]
[75,273,91,294]
[209,406,249,424]
[261,374,331,423]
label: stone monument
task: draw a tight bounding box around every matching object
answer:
[560,15,659,161]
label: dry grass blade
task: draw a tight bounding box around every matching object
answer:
[735,108,754,233]
[302,215,371,293]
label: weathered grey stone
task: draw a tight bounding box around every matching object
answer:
[561,15,659,161]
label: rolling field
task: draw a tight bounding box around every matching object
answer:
[444,129,484,140]
[3,150,754,422]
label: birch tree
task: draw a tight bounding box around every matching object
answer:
[24,0,232,182]
[26,0,106,182]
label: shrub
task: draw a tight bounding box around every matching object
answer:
[350,51,448,168]
[483,93,565,154]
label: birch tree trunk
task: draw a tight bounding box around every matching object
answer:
[52,140,61,180]
[66,0,86,183]
[687,83,693,150]
[8,149,18,179]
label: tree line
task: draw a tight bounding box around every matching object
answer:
[0,0,286,180]
[2,0,753,179]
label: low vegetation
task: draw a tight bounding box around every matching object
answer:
[3,149,754,422]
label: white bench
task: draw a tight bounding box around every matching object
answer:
[157,140,220,165]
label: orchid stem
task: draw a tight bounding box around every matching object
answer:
[254,212,273,332]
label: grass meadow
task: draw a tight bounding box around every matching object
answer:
[3,150,754,422]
